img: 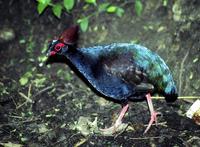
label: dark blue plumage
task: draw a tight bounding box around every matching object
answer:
[46,26,178,134]
[47,42,178,102]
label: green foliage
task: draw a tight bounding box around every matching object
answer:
[64,0,74,11]
[162,0,168,6]
[135,0,143,16]
[35,0,126,32]
[19,71,33,86]
[37,0,51,14]
[116,8,124,17]
[33,74,47,88]
[35,0,145,31]
[107,6,117,13]
[52,4,62,18]
[57,69,73,81]
[77,17,89,32]
[85,0,96,5]
[106,5,124,17]
[19,71,47,87]
[98,2,110,12]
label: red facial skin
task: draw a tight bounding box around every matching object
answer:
[50,42,65,56]
[50,51,56,56]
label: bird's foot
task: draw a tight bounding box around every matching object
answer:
[100,104,129,135]
[143,111,161,134]
[100,121,121,134]
[100,121,128,136]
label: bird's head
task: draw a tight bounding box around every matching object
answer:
[163,82,178,103]
[46,25,79,64]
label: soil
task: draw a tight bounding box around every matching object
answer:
[0,0,200,146]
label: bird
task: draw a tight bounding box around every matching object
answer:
[46,26,178,134]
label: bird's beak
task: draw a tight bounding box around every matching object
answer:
[47,51,56,57]
[45,57,50,65]
[46,52,50,57]
[45,52,51,65]
[45,51,57,65]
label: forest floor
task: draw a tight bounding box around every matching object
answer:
[0,0,200,146]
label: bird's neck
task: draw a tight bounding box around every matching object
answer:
[65,49,96,77]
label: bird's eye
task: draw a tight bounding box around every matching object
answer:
[55,46,61,51]
[54,43,65,52]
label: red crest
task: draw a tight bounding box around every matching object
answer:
[59,25,79,45]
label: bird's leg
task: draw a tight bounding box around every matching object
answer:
[100,104,129,133]
[144,93,160,134]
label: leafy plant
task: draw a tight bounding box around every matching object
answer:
[19,71,33,86]
[64,0,75,11]
[106,5,124,17]
[135,0,143,16]
[37,0,51,14]
[36,0,144,32]
[162,0,168,6]
[19,66,48,88]
[37,0,75,18]
[52,4,62,18]
[77,17,89,32]
[85,0,96,5]
[98,2,110,12]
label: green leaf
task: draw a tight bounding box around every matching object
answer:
[98,3,110,12]
[107,6,117,13]
[78,18,89,32]
[38,0,50,4]
[64,0,75,11]
[85,0,96,5]
[33,77,46,88]
[135,0,143,16]
[116,7,124,17]
[52,4,62,18]
[37,3,48,14]
[65,73,72,81]
[19,71,32,86]
[37,0,51,14]
[19,77,28,86]
[163,0,168,6]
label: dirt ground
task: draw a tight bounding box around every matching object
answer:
[0,0,200,146]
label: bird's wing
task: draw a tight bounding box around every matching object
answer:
[100,52,154,93]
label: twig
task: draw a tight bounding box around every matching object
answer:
[28,84,32,98]
[8,115,23,119]
[18,92,32,103]
[57,92,69,100]
[74,138,88,147]
[16,101,29,109]
[31,84,54,99]
[129,136,164,140]
[152,96,200,99]
[19,84,32,102]
[179,50,189,96]
[52,133,80,146]
[17,84,33,109]
[0,118,40,128]
[144,122,167,127]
